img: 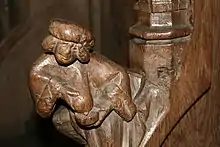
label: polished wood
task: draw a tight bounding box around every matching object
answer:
[29,19,165,147]
[162,1,220,146]
[145,0,218,146]
[0,0,219,146]
[128,0,211,146]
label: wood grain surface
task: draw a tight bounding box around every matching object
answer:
[0,0,219,146]
[146,0,220,146]
[161,1,220,146]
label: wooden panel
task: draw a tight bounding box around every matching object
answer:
[101,0,136,66]
[8,0,30,27]
[162,1,220,146]
[29,0,90,27]
[145,0,219,146]
[0,1,9,39]
[89,0,102,53]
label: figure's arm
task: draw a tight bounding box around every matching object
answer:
[105,82,137,122]
[29,70,58,118]
[74,71,137,127]
[29,57,93,117]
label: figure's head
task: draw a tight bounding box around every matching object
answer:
[42,19,94,65]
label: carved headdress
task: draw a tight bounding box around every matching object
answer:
[42,19,94,51]
[49,19,94,43]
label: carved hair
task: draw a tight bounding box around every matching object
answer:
[41,35,59,52]
[42,19,95,52]
[49,19,94,44]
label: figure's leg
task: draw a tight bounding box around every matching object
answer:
[52,106,87,145]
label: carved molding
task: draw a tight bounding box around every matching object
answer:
[128,0,194,145]
[130,0,193,40]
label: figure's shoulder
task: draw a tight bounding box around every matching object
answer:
[90,52,112,63]
[31,54,57,71]
[90,52,126,73]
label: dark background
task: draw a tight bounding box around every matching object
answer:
[0,0,135,146]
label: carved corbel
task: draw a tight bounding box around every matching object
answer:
[28,0,211,147]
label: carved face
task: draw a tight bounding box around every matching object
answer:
[42,35,94,66]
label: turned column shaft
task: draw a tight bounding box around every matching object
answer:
[129,0,193,85]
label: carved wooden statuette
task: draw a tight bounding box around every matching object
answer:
[28,18,170,146]
[29,0,194,146]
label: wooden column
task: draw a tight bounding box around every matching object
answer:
[128,0,217,146]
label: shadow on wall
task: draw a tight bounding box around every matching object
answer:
[0,112,83,147]
[0,0,91,145]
